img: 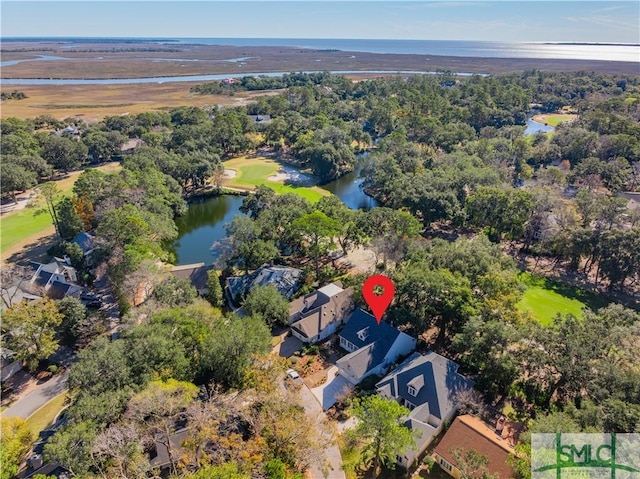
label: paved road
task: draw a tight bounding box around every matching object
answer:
[2,371,69,419]
[299,383,346,479]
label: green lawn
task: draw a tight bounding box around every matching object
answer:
[223,156,329,203]
[1,207,54,253]
[1,163,122,254]
[517,272,607,325]
[25,392,67,438]
[543,114,576,127]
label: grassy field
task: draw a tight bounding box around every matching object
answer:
[223,156,330,203]
[532,113,577,127]
[0,83,260,122]
[517,272,607,325]
[1,163,121,255]
[25,392,67,439]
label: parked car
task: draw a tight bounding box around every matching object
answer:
[286,369,302,384]
[83,299,102,309]
[80,291,100,300]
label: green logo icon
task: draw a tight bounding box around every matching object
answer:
[532,433,640,478]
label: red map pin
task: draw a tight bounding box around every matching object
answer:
[362,275,395,325]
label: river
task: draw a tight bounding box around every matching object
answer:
[0,70,480,86]
[169,164,378,265]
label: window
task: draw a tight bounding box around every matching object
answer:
[357,327,369,341]
[340,336,356,352]
[439,457,453,472]
[403,399,416,410]
[408,385,417,397]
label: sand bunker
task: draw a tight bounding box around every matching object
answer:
[267,166,315,186]
[223,169,237,178]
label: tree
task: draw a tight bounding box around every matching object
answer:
[125,379,199,476]
[1,299,63,372]
[292,210,341,277]
[183,463,250,479]
[222,214,278,273]
[247,388,321,472]
[84,130,126,162]
[68,337,135,397]
[243,284,290,326]
[0,264,36,309]
[57,296,87,346]
[363,208,421,269]
[199,314,271,387]
[392,265,476,341]
[44,421,98,477]
[40,135,87,172]
[453,317,517,401]
[206,269,224,308]
[597,228,640,291]
[349,395,418,476]
[0,162,37,203]
[56,196,84,240]
[450,448,499,479]
[1,417,34,479]
[466,187,534,242]
[236,239,280,274]
[152,275,197,307]
[92,423,150,478]
[38,182,62,240]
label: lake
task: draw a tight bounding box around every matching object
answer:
[169,164,378,265]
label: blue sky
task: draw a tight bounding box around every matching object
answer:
[1,1,639,43]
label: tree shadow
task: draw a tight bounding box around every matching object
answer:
[3,232,58,265]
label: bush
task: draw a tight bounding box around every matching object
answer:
[359,374,383,392]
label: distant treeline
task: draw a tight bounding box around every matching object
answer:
[64,48,183,53]
[191,71,340,94]
[0,48,55,52]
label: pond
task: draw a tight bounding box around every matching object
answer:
[169,163,378,265]
[524,117,555,135]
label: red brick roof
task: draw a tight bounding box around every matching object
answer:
[433,415,516,479]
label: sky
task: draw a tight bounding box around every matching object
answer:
[1,1,639,43]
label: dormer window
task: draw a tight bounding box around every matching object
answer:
[406,374,425,397]
[357,327,369,341]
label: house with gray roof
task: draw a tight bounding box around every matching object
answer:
[226,264,302,304]
[1,285,41,310]
[289,282,354,343]
[70,232,95,257]
[170,263,214,297]
[29,259,82,299]
[336,309,416,385]
[375,351,474,467]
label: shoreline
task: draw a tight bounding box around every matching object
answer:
[2,42,638,81]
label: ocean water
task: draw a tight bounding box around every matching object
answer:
[3,37,639,63]
[170,38,640,62]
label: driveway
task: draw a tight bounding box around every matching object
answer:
[298,383,346,479]
[274,335,303,358]
[2,371,69,419]
[310,366,353,411]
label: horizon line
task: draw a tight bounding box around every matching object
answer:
[2,36,639,46]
